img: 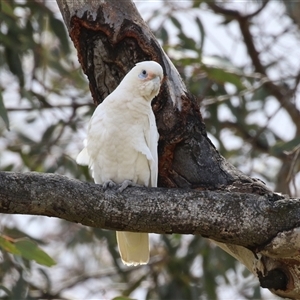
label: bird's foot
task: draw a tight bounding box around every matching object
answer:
[102,180,117,190]
[118,180,140,192]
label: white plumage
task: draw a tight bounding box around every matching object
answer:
[77,61,163,266]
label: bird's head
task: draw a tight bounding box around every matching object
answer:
[122,61,164,101]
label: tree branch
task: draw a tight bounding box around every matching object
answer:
[1,170,300,297]
[0,171,298,248]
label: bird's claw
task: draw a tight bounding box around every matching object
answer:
[102,180,116,190]
[118,180,140,192]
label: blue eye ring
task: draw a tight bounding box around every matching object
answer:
[138,70,148,79]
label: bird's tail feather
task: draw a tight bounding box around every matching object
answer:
[116,231,149,266]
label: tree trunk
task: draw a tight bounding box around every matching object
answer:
[2,0,297,298]
[56,0,262,191]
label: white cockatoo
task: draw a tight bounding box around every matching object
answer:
[76,61,163,266]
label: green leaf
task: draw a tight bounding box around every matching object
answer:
[271,136,300,156]
[251,86,269,103]
[112,296,136,300]
[15,239,56,267]
[16,132,35,145]
[192,0,204,8]
[195,16,205,52]
[178,33,197,51]
[202,55,238,70]
[41,123,58,144]
[48,16,70,55]
[5,46,24,87]
[170,16,182,31]
[0,235,55,267]
[3,226,46,245]
[202,65,245,90]
[11,271,27,300]
[158,26,169,44]
[1,1,16,18]
[0,236,20,255]
[0,91,10,130]
[0,285,12,296]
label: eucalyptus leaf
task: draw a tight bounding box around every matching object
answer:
[112,297,136,300]
[170,16,182,31]
[48,16,70,55]
[0,236,20,255]
[202,65,245,90]
[15,239,56,267]
[0,91,9,130]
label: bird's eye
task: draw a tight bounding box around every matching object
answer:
[138,70,148,79]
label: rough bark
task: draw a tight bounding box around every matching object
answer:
[2,0,298,298]
[0,171,294,246]
[1,171,300,298]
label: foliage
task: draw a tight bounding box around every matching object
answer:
[0,0,299,299]
[0,235,55,267]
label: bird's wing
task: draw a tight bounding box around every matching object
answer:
[76,103,107,171]
[134,109,158,188]
[147,110,159,188]
[76,139,89,166]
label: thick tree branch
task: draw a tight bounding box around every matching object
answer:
[1,170,300,298]
[0,171,298,248]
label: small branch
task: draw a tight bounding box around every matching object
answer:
[206,3,241,19]
[6,103,93,112]
[244,0,269,19]
[56,256,165,293]
[207,1,269,22]
[0,171,299,250]
[202,74,271,106]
